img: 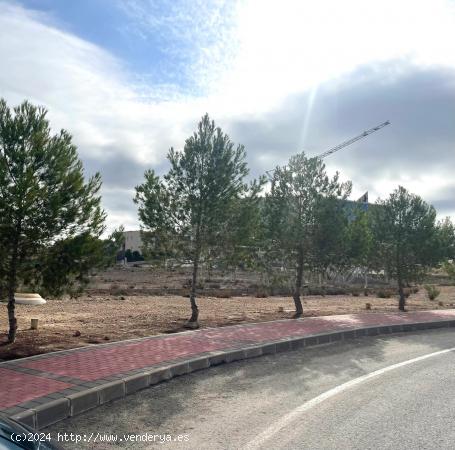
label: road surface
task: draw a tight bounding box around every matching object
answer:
[47,329,455,449]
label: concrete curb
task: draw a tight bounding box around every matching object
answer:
[9,318,455,430]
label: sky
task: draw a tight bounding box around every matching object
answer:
[1,0,454,232]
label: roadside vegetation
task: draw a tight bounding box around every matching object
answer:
[1,98,455,344]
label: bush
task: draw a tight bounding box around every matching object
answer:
[424,285,440,301]
[324,287,349,296]
[376,290,391,298]
[255,291,268,298]
[403,288,411,298]
[214,290,232,298]
[308,287,326,296]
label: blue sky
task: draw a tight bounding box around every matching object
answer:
[20,0,215,94]
[1,0,455,231]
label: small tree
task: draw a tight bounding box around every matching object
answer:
[344,208,375,288]
[436,218,455,277]
[310,196,351,284]
[216,178,266,275]
[103,225,125,265]
[0,99,105,342]
[135,114,251,327]
[25,233,106,297]
[372,186,438,311]
[265,153,351,316]
[135,170,179,268]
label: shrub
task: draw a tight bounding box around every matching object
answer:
[325,287,349,296]
[255,286,269,298]
[214,290,232,298]
[424,285,440,301]
[308,287,325,296]
[376,290,391,298]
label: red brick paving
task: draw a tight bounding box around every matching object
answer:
[2,310,455,410]
[0,368,72,409]
[19,336,227,381]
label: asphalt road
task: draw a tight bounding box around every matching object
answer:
[47,329,455,450]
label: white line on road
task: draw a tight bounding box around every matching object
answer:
[244,346,455,450]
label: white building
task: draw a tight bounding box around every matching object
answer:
[123,230,143,254]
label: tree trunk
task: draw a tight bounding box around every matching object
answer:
[397,272,406,311]
[188,247,200,327]
[7,232,20,343]
[293,249,304,318]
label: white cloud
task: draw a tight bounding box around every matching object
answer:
[0,2,205,230]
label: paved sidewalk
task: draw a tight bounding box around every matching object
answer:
[2,309,455,429]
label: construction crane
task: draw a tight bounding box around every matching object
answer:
[266,120,390,178]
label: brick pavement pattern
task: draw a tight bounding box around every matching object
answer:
[1,309,455,418]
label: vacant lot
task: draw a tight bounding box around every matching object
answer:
[1,276,455,360]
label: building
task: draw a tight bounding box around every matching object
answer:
[123,230,143,254]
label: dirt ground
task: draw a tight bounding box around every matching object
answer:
[2,282,455,361]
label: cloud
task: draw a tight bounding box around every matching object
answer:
[227,61,455,210]
[0,1,201,230]
[116,0,241,95]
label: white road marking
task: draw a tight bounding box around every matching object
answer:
[244,346,455,450]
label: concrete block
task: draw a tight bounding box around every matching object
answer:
[329,332,343,343]
[11,410,36,429]
[378,326,392,334]
[366,327,379,336]
[188,357,210,372]
[224,350,246,363]
[33,398,70,429]
[208,352,227,366]
[342,330,357,340]
[170,362,190,376]
[317,334,330,344]
[303,336,318,347]
[275,341,292,352]
[290,338,305,350]
[390,324,403,333]
[261,343,276,355]
[244,346,263,358]
[67,389,99,416]
[98,381,125,404]
[124,373,150,395]
[149,367,172,385]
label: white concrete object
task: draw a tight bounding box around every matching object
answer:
[123,230,143,253]
[14,293,46,305]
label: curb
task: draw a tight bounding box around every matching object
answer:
[7,318,455,430]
